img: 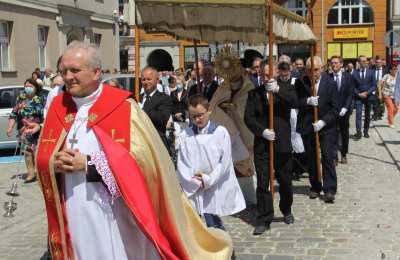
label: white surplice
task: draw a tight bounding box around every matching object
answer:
[64,85,159,260]
[177,122,246,216]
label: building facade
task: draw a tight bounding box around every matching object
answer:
[281,0,387,64]
[0,0,119,85]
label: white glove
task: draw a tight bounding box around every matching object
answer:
[339,108,348,117]
[312,120,326,132]
[307,96,319,107]
[265,79,279,93]
[262,129,275,141]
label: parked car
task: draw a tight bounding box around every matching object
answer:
[101,74,141,94]
[0,86,50,150]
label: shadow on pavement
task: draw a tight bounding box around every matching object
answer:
[348,152,396,165]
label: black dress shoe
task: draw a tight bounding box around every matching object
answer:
[253,223,270,235]
[324,193,335,203]
[283,213,295,224]
[24,176,37,184]
[354,132,362,139]
[364,133,370,138]
[309,191,320,199]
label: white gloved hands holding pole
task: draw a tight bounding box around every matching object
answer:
[307,96,319,107]
[312,120,326,132]
[265,79,279,93]
[262,129,275,141]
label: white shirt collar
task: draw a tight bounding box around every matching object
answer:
[72,83,103,109]
[145,89,157,97]
[198,121,211,135]
[334,70,342,77]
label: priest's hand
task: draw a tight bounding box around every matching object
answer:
[54,149,87,174]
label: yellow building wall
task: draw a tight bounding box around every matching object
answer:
[312,0,386,61]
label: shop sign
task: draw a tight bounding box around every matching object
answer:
[333,28,369,39]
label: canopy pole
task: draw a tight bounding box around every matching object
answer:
[134,26,141,102]
[307,1,322,182]
[194,40,201,93]
[310,46,322,182]
[267,0,275,199]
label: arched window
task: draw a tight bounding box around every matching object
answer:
[284,0,307,17]
[328,0,374,25]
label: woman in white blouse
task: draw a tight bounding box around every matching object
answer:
[380,65,399,128]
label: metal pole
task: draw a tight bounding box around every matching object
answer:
[267,0,275,199]
[134,25,140,102]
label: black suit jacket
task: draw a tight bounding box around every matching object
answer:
[188,80,219,101]
[245,78,299,154]
[329,71,354,111]
[353,68,377,101]
[140,91,173,136]
[296,73,339,136]
[371,66,389,81]
[170,89,188,121]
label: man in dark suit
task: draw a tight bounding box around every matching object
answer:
[249,57,263,88]
[353,55,377,139]
[139,66,173,150]
[245,61,299,235]
[296,56,339,203]
[188,65,218,101]
[371,56,388,120]
[329,56,354,164]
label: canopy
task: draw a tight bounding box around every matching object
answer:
[135,0,316,44]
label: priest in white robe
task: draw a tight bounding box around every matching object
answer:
[36,41,233,260]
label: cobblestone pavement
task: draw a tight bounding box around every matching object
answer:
[0,116,400,260]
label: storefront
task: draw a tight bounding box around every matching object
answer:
[327,27,373,64]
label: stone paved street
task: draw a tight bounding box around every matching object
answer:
[1,116,400,260]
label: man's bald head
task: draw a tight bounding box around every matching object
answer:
[141,66,159,94]
[306,56,324,81]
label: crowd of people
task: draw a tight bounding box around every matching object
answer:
[10,41,400,259]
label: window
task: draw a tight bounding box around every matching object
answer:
[92,33,102,47]
[0,21,10,71]
[38,26,48,69]
[284,0,307,17]
[328,0,374,25]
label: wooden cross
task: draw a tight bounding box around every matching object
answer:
[111,129,125,143]
[42,129,56,152]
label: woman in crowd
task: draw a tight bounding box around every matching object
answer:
[381,65,399,128]
[7,78,44,183]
